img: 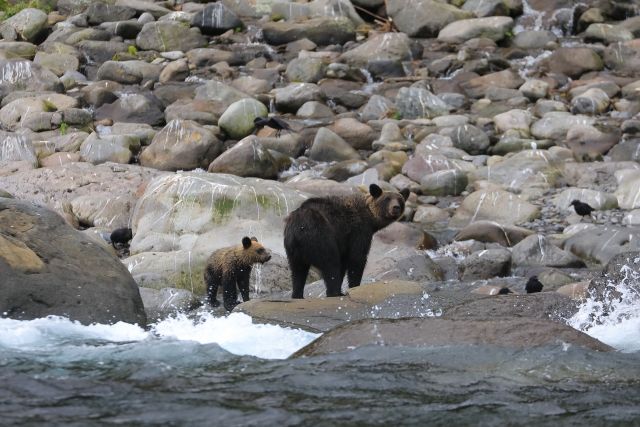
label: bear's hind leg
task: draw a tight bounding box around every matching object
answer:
[318,260,344,297]
[290,261,311,299]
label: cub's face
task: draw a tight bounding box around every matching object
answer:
[368,184,410,222]
[242,236,272,264]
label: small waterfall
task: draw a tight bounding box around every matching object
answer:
[514,0,588,37]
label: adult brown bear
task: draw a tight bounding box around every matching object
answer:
[284,184,410,299]
[204,237,271,311]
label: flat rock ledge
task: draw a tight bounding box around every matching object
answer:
[291,317,613,357]
[236,280,581,333]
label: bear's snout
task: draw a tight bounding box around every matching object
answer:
[263,254,272,263]
[391,204,402,215]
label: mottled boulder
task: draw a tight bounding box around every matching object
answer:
[95,95,165,127]
[136,21,206,53]
[421,169,468,196]
[208,135,278,179]
[85,3,136,25]
[218,98,268,140]
[309,127,363,162]
[0,162,163,205]
[140,119,222,172]
[0,8,48,43]
[454,220,534,247]
[387,0,474,38]
[546,47,604,79]
[438,17,514,44]
[0,59,62,92]
[458,248,512,281]
[555,188,618,211]
[512,234,586,268]
[450,123,490,155]
[449,190,541,228]
[262,18,356,46]
[339,32,423,68]
[70,195,137,230]
[273,82,326,113]
[190,3,244,35]
[564,226,640,266]
[0,198,146,326]
[396,87,449,119]
[96,61,144,85]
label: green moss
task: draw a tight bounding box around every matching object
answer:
[128,45,138,55]
[271,13,285,22]
[0,0,51,20]
[211,197,235,224]
[42,100,57,112]
[60,121,67,135]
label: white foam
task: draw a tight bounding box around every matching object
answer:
[0,313,320,360]
[568,265,640,353]
[151,312,320,359]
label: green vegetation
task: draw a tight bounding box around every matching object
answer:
[392,111,401,120]
[270,13,285,22]
[42,100,57,112]
[128,45,138,55]
[60,121,67,135]
[0,0,52,20]
[504,30,514,37]
[235,27,242,33]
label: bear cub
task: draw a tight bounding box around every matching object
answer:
[204,237,272,311]
[284,183,410,299]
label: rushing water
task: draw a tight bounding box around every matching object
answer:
[2,279,640,427]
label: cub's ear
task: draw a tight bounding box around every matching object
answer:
[369,184,383,198]
[242,236,252,249]
[400,188,410,201]
[250,237,258,242]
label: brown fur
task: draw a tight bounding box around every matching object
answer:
[284,184,410,298]
[204,237,271,311]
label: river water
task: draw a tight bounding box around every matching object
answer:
[2,283,640,427]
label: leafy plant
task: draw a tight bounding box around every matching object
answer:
[504,30,513,37]
[60,121,67,135]
[42,100,57,112]
[128,45,138,55]
[235,27,242,33]
[0,0,51,20]
[392,111,401,120]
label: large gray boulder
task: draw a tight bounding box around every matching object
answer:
[262,17,356,46]
[395,87,449,119]
[454,220,535,247]
[95,95,165,127]
[511,234,586,268]
[546,47,604,79]
[564,226,640,267]
[448,189,541,227]
[136,21,206,52]
[339,32,423,68]
[190,3,244,35]
[458,248,512,280]
[0,8,48,43]
[0,59,63,92]
[139,119,223,171]
[387,0,474,38]
[437,17,514,44]
[208,135,278,179]
[0,198,146,326]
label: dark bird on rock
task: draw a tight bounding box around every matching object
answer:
[110,228,133,247]
[525,276,544,294]
[570,199,595,221]
[254,117,294,138]
[498,287,513,295]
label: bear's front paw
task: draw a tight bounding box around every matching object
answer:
[210,299,221,308]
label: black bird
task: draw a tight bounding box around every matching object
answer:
[498,287,513,295]
[110,228,133,247]
[253,116,294,138]
[525,276,544,294]
[570,199,595,221]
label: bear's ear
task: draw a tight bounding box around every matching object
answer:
[400,188,410,201]
[242,236,252,249]
[369,184,383,198]
[250,237,258,242]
